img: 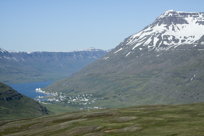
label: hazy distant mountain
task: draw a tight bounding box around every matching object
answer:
[0,82,48,119]
[46,10,204,109]
[0,48,107,83]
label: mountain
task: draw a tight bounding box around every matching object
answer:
[45,10,204,109]
[119,10,204,52]
[0,103,204,136]
[0,48,107,83]
[0,82,48,120]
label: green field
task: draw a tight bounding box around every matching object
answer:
[0,103,204,136]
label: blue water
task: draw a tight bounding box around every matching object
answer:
[9,81,52,98]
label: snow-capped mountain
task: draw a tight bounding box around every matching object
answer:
[112,10,204,57]
[0,48,8,53]
[47,10,204,109]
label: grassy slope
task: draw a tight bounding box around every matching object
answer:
[0,82,48,120]
[0,103,204,136]
[43,103,78,114]
[47,49,204,108]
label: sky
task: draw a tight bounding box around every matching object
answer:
[0,0,204,52]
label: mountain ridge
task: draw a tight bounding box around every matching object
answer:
[109,10,204,59]
[0,48,107,83]
[43,10,204,109]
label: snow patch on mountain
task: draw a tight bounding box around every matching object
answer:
[103,56,109,60]
[123,10,204,52]
[0,48,7,53]
[114,48,123,54]
[125,52,131,57]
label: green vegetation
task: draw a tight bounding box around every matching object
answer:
[47,49,204,108]
[0,50,106,84]
[0,103,204,136]
[0,82,48,120]
[43,103,78,114]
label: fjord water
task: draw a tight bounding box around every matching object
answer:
[9,81,52,98]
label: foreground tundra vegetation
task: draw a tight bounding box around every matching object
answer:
[0,103,204,136]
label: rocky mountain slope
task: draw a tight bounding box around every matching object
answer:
[0,48,106,83]
[0,82,48,119]
[46,10,204,109]
[116,10,204,53]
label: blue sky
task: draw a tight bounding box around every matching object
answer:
[0,0,204,52]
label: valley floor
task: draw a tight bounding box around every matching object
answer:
[0,103,204,136]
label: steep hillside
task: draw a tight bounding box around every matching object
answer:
[45,10,204,109]
[0,82,48,120]
[0,48,106,83]
[0,103,204,136]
